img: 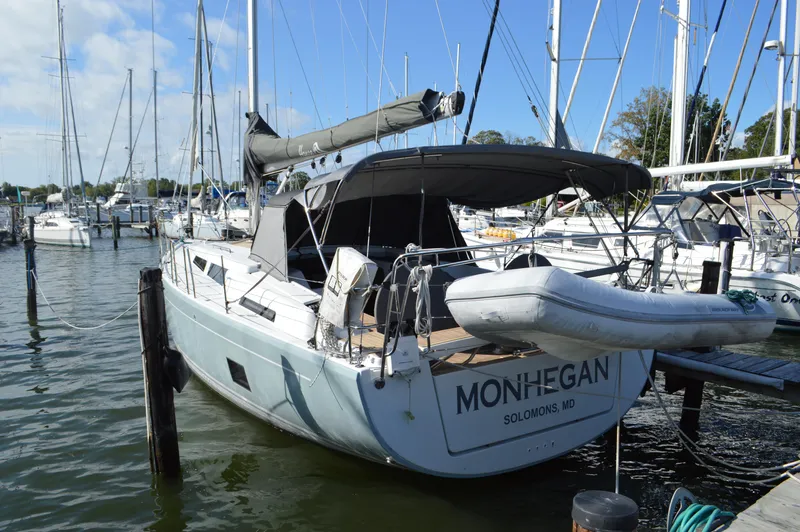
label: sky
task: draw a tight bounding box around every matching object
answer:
[0,0,794,189]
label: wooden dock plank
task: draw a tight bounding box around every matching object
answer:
[766,365,800,384]
[683,350,733,364]
[727,478,800,531]
[742,358,793,375]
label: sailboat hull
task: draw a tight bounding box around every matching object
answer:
[163,277,654,477]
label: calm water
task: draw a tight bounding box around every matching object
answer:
[1,232,799,531]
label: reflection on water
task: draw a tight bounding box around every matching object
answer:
[0,236,799,531]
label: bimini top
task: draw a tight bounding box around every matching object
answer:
[269,144,651,210]
[652,177,797,206]
[251,145,650,281]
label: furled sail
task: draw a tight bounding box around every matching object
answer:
[243,89,464,181]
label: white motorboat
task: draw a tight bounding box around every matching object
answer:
[0,202,11,244]
[162,139,710,477]
[445,266,775,361]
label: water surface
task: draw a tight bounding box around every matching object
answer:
[1,233,798,531]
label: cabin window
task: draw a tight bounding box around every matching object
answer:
[192,255,207,271]
[207,263,227,285]
[540,231,563,244]
[226,358,251,391]
[572,237,601,248]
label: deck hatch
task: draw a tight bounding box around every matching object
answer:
[226,358,251,391]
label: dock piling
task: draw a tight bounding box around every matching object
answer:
[95,204,101,236]
[148,205,154,239]
[24,216,37,320]
[138,267,181,478]
[112,216,120,249]
[10,205,17,245]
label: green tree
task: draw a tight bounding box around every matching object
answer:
[609,86,726,167]
[1,182,14,198]
[285,171,311,191]
[468,129,542,146]
[736,108,799,161]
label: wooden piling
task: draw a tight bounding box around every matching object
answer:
[138,267,181,477]
[24,216,37,320]
[138,205,144,224]
[95,204,101,236]
[148,205,154,239]
[112,216,120,249]
[671,260,720,433]
[10,205,17,245]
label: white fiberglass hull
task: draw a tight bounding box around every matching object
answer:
[159,213,246,241]
[163,243,654,477]
[29,213,92,248]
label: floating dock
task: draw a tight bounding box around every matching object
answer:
[727,477,800,531]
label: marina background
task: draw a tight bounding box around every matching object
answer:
[1,232,799,531]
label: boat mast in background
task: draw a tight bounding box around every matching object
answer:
[545,0,561,219]
[56,0,70,215]
[776,0,788,157]
[128,67,134,219]
[247,0,260,234]
[668,0,690,183]
[791,0,800,158]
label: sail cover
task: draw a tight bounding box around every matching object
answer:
[243,89,464,180]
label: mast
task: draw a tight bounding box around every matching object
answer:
[188,0,203,236]
[790,0,800,158]
[238,90,242,191]
[564,0,602,122]
[547,0,562,148]
[247,0,260,234]
[56,0,70,214]
[776,0,788,156]
[128,67,133,218]
[154,71,159,184]
[669,0,691,170]
[453,43,460,144]
[405,53,409,148]
[199,31,205,214]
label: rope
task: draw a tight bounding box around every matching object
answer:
[669,503,735,532]
[31,271,139,330]
[725,289,758,313]
[408,265,432,338]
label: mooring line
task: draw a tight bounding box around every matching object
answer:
[31,271,139,331]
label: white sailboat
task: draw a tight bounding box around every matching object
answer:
[28,1,92,249]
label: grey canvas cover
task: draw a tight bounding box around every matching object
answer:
[243,89,464,180]
[249,144,651,280]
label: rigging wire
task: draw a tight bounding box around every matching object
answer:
[229,0,241,182]
[433,0,457,77]
[720,0,780,162]
[310,0,330,127]
[477,0,554,143]
[373,0,389,151]
[275,0,323,127]
[339,3,349,120]
[335,0,381,103]
[356,0,400,97]
[95,74,129,188]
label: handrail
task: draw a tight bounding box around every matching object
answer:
[372,229,673,388]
